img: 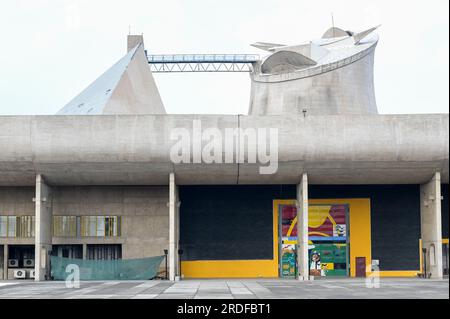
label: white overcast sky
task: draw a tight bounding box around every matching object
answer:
[0,0,448,115]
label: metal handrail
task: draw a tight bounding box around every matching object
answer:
[147,54,260,64]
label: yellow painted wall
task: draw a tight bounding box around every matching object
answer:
[181,260,278,278]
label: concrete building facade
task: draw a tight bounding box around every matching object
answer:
[0,28,448,281]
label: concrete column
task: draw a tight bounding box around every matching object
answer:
[169,173,179,281]
[34,174,53,281]
[296,173,309,281]
[0,245,2,280]
[420,172,443,279]
[3,244,7,280]
[82,244,87,260]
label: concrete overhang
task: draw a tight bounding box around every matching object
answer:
[0,114,448,186]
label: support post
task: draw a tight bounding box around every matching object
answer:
[169,173,179,281]
[3,244,7,280]
[420,172,443,279]
[297,173,309,281]
[35,174,53,281]
[82,244,87,260]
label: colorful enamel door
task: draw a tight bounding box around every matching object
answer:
[279,205,297,277]
[308,204,350,277]
[278,203,350,277]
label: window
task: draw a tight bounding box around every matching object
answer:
[88,216,96,236]
[7,216,17,237]
[0,216,34,238]
[0,216,7,237]
[53,216,77,237]
[96,217,105,237]
[81,216,121,237]
[19,216,35,238]
[87,244,122,260]
[105,216,120,237]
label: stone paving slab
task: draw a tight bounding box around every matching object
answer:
[0,278,447,299]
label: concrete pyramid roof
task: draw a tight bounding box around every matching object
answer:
[56,43,165,115]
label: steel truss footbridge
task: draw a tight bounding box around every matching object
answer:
[147,54,259,73]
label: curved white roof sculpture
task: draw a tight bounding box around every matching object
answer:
[322,27,351,38]
[260,50,317,74]
[249,26,380,116]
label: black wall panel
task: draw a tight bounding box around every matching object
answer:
[179,185,295,261]
[309,185,421,271]
[442,184,449,238]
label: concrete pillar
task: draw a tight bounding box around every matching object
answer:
[82,244,87,260]
[296,173,309,281]
[169,173,179,281]
[34,174,53,281]
[420,172,443,279]
[0,246,2,280]
[3,244,7,280]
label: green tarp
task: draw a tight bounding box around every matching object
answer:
[51,255,164,281]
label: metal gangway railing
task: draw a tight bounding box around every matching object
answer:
[147,54,260,72]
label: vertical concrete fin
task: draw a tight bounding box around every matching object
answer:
[169,173,179,281]
[296,173,309,280]
[2,245,7,280]
[420,172,443,278]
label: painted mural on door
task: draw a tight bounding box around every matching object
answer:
[279,204,349,277]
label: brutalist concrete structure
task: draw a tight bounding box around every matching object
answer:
[0,28,448,282]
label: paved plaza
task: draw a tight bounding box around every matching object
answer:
[0,278,448,299]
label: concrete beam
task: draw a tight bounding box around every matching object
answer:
[34,174,53,281]
[168,173,179,281]
[420,172,443,279]
[297,173,309,280]
[0,114,447,186]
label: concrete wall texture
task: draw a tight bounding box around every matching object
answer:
[51,186,169,259]
[0,187,35,246]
